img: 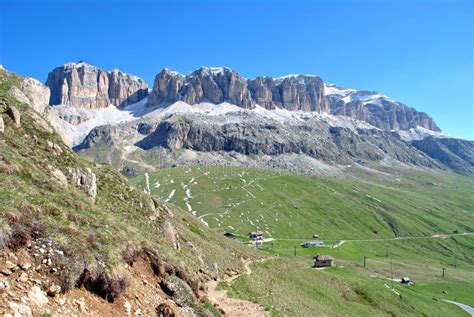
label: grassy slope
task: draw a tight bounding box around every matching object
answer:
[223,257,471,317]
[131,166,474,316]
[132,166,474,240]
[0,69,256,294]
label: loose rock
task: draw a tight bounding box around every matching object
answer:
[28,285,49,307]
[46,284,61,297]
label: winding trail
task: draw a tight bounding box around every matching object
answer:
[121,145,157,171]
[204,258,273,317]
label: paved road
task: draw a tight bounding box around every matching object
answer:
[271,232,474,244]
[443,300,474,316]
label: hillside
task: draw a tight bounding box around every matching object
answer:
[0,68,259,316]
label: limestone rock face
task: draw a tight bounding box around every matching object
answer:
[249,75,328,112]
[326,85,440,132]
[149,67,254,109]
[148,69,184,106]
[46,62,148,109]
[149,69,328,113]
[148,67,440,132]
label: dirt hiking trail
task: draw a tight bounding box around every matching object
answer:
[204,258,272,317]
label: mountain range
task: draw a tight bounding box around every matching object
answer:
[11,62,474,175]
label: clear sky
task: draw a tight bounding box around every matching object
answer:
[1,0,473,138]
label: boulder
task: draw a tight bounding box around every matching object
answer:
[29,111,53,133]
[160,276,196,308]
[156,301,179,317]
[6,106,20,127]
[163,221,179,250]
[0,116,4,134]
[148,198,160,221]
[51,169,68,187]
[46,284,61,297]
[8,86,30,106]
[28,285,49,307]
[9,302,32,317]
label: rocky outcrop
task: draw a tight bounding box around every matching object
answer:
[163,221,179,250]
[0,117,4,134]
[21,77,50,114]
[8,86,30,106]
[67,167,97,199]
[326,86,440,132]
[46,62,148,109]
[411,137,474,174]
[160,276,196,308]
[17,77,71,145]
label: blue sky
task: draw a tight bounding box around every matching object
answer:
[1,0,473,138]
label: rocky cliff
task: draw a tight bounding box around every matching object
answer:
[44,63,441,135]
[147,67,437,131]
[46,62,148,109]
[148,68,328,113]
[325,84,440,132]
[149,67,254,109]
[411,137,474,174]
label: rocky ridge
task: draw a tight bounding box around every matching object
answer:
[146,67,436,132]
[45,62,439,133]
[325,84,440,132]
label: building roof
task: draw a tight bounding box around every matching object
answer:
[313,255,333,261]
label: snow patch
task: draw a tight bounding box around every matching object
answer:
[165,189,176,202]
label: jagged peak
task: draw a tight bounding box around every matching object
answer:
[274,73,317,80]
[191,66,236,77]
[159,68,184,77]
[61,61,97,70]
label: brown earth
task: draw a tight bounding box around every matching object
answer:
[203,258,271,317]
